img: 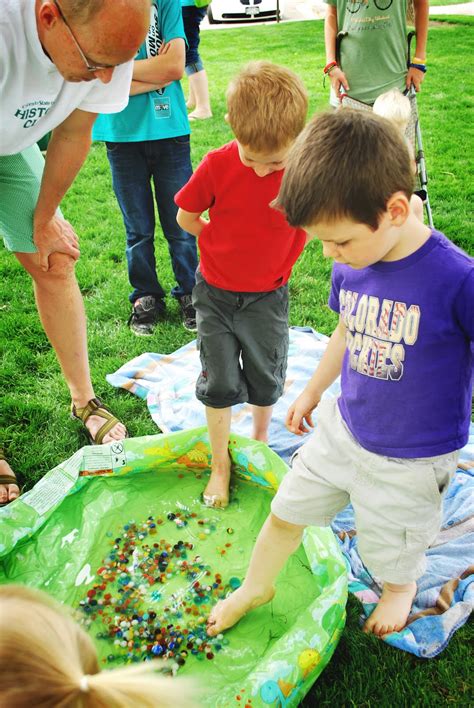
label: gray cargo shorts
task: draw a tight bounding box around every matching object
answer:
[192,272,289,408]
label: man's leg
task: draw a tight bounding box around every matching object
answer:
[207,513,305,635]
[251,405,273,443]
[204,405,232,507]
[15,251,126,442]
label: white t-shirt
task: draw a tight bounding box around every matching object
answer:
[0,0,134,155]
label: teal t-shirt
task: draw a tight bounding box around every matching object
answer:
[326,0,408,106]
[93,0,189,142]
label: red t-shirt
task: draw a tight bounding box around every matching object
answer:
[175,140,306,292]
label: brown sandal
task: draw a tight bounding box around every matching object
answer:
[0,449,22,507]
[71,397,127,445]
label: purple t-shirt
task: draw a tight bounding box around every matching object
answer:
[329,230,474,458]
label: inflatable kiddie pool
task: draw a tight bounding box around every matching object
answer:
[0,428,347,707]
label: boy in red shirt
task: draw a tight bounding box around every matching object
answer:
[176,61,309,508]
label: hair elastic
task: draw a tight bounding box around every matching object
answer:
[79,675,90,693]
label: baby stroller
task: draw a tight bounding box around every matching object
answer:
[335,31,434,227]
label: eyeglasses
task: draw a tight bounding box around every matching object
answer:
[53,0,115,72]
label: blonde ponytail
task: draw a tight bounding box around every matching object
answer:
[0,585,199,708]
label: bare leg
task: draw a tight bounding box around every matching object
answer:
[251,404,273,443]
[186,79,196,110]
[203,405,232,507]
[363,581,417,637]
[207,513,305,635]
[188,70,212,120]
[0,459,20,505]
[15,252,126,443]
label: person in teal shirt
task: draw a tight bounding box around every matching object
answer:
[93,0,198,335]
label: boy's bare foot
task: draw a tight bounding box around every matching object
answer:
[207,585,275,636]
[202,455,232,508]
[363,581,416,637]
[0,457,20,506]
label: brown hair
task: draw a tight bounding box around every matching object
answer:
[275,109,414,230]
[226,61,308,153]
[0,584,198,708]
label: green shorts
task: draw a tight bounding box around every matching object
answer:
[0,144,45,253]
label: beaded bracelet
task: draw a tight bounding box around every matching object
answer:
[409,62,427,73]
[323,61,338,75]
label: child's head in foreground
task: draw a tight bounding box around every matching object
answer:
[0,584,196,708]
[226,61,308,176]
[373,88,412,135]
[275,109,416,269]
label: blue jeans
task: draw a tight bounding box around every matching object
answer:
[105,137,198,303]
[182,6,207,72]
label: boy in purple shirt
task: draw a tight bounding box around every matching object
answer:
[206,110,474,638]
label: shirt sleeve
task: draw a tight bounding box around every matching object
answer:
[328,264,343,313]
[175,154,215,213]
[161,0,186,41]
[453,268,474,341]
[78,61,134,114]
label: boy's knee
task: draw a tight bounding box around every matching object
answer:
[269,512,305,537]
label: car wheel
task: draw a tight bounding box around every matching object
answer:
[207,5,217,23]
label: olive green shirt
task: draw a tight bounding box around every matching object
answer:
[326,0,408,106]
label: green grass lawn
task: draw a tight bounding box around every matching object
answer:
[1,18,473,707]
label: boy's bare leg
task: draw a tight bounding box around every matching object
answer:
[188,70,212,120]
[207,513,305,635]
[15,252,126,443]
[363,581,417,637]
[251,404,273,443]
[203,405,232,506]
[186,80,196,110]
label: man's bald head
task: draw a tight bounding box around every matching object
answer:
[37,0,151,82]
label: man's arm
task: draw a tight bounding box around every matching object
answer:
[132,37,185,85]
[407,0,429,91]
[34,108,97,270]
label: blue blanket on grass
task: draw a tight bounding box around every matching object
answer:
[107,327,473,657]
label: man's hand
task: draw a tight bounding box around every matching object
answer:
[286,390,321,436]
[33,216,80,272]
[329,67,350,95]
[406,67,425,92]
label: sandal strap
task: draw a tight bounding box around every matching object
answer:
[71,397,122,445]
[0,474,19,486]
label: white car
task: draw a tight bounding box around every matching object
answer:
[207,0,284,23]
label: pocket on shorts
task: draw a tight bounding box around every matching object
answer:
[272,340,288,388]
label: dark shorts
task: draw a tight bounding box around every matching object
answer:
[182,6,207,71]
[192,273,289,408]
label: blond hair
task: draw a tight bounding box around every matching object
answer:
[373,89,412,135]
[226,61,308,153]
[0,585,198,708]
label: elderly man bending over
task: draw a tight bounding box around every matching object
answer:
[0,0,150,505]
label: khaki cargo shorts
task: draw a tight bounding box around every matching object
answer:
[271,397,459,584]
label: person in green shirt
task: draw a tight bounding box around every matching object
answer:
[323,0,429,107]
